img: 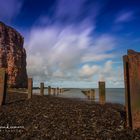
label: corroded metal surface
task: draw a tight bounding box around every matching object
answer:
[123,50,140,129]
[28,78,33,99]
[0,68,6,105]
[99,81,106,104]
[40,83,44,96]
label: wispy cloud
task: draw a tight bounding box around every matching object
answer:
[26,23,119,87]
[115,11,134,23]
[25,0,123,88]
[0,0,24,23]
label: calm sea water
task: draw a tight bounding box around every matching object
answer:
[33,88,125,105]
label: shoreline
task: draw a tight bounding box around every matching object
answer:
[0,92,140,139]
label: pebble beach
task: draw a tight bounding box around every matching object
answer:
[0,92,140,140]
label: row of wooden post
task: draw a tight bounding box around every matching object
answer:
[85,81,106,104]
[0,73,63,105]
[27,78,64,99]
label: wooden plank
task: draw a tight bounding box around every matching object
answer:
[99,81,106,104]
[28,78,33,99]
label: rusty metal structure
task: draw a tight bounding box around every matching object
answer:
[123,50,140,129]
[0,68,6,105]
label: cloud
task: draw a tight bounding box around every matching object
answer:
[79,64,100,79]
[55,0,101,23]
[78,60,124,87]
[27,25,90,81]
[115,11,134,23]
[25,0,123,88]
[82,35,116,62]
[26,23,119,87]
[99,61,124,87]
[55,0,86,20]
[0,0,23,23]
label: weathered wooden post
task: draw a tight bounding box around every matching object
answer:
[57,87,59,95]
[87,90,90,99]
[51,88,53,95]
[123,50,140,129]
[52,88,55,96]
[99,81,106,104]
[48,86,51,95]
[40,82,44,96]
[55,88,57,96]
[28,78,33,99]
[0,68,7,106]
[90,89,95,100]
[61,88,64,93]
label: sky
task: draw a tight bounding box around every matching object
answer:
[0,0,140,88]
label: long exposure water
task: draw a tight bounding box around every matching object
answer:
[33,88,125,105]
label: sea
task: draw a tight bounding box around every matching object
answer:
[33,88,125,105]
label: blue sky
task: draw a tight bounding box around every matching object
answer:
[1,0,140,88]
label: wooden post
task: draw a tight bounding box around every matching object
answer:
[90,89,95,100]
[48,86,51,95]
[87,90,90,99]
[53,88,56,96]
[28,78,33,99]
[0,68,7,106]
[61,88,64,93]
[55,88,57,96]
[99,81,105,104]
[123,50,140,129]
[57,87,59,95]
[40,82,44,96]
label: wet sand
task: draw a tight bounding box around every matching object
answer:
[0,92,140,140]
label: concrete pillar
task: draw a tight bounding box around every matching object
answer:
[123,50,140,129]
[99,81,105,104]
[40,82,44,96]
[48,86,51,95]
[0,68,7,106]
[28,78,33,99]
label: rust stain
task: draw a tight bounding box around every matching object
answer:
[123,50,140,129]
